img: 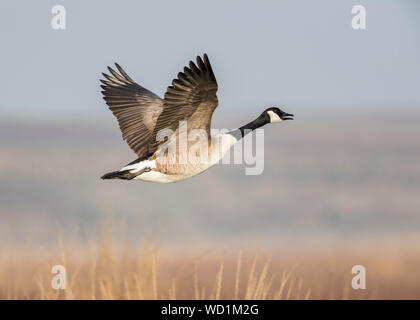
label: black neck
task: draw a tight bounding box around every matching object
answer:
[229,113,269,140]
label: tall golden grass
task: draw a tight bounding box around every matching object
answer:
[0,241,308,299]
[1,220,420,299]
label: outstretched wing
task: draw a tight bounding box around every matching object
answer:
[101,63,164,157]
[148,53,219,154]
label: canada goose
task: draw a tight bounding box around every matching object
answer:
[100,54,293,183]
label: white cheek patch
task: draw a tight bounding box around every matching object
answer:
[267,110,282,123]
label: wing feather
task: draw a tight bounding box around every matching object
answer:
[101,64,164,157]
[148,53,219,154]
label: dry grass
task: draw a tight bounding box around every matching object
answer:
[0,242,305,300]
[1,230,420,299]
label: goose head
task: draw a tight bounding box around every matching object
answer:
[263,107,294,123]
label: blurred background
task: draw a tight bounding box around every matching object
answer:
[1,0,420,299]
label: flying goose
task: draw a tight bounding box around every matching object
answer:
[100,54,293,183]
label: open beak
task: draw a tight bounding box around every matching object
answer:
[281,112,294,120]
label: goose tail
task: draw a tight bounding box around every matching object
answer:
[101,170,135,180]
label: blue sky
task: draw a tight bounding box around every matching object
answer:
[1,0,419,117]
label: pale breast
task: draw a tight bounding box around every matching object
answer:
[153,133,238,176]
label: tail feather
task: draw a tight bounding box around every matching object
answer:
[101,170,136,180]
[101,166,152,180]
